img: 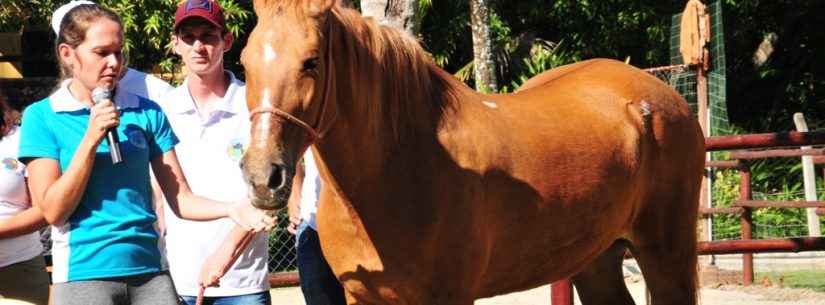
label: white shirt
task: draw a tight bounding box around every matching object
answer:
[156,72,269,297]
[301,149,322,230]
[0,126,43,267]
[119,68,174,103]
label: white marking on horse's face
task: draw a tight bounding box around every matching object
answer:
[263,44,278,63]
[254,89,274,147]
[482,100,498,109]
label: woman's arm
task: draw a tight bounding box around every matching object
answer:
[151,149,276,231]
[27,140,97,226]
[26,99,119,226]
[0,207,48,239]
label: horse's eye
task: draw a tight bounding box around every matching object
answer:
[303,57,319,72]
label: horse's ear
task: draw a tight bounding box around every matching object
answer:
[307,0,335,17]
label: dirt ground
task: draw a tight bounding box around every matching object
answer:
[269,280,825,305]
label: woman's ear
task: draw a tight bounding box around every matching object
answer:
[58,43,76,71]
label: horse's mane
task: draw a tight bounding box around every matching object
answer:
[328,5,463,146]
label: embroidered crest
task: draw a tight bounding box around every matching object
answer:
[227,139,247,162]
[126,129,148,149]
[2,157,20,172]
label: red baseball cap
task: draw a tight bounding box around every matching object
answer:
[174,0,226,32]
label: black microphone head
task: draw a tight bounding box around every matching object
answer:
[91,87,113,104]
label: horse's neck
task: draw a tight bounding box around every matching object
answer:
[316,10,480,202]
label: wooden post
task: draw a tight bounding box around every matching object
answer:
[551,280,573,305]
[793,113,822,237]
[738,161,754,285]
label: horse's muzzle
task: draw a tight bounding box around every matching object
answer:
[243,161,292,210]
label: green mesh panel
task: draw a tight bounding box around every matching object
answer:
[670,1,730,137]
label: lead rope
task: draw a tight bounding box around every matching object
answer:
[195,231,257,305]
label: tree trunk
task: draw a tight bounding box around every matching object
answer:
[469,0,498,93]
[360,0,419,36]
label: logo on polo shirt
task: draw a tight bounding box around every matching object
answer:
[227,138,247,162]
[2,157,22,173]
[126,128,148,149]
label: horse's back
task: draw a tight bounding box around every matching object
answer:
[450,58,704,297]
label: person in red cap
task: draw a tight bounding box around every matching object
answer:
[155,1,272,305]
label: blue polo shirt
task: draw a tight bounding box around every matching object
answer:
[18,82,178,282]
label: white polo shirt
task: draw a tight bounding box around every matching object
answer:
[0,126,42,268]
[301,149,322,230]
[120,68,174,103]
[156,72,269,297]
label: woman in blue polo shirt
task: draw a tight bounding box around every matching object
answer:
[17,3,276,305]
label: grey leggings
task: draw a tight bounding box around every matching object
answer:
[52,272,179,305]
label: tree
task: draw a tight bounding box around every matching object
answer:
[360,0,418,36]
[0,0,253,79]
[469,0,497,92]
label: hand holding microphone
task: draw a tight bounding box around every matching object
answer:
[90,87,123,164]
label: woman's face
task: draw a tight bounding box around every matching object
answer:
[60,18,124,92]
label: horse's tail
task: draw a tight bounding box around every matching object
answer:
[626,94,701,304]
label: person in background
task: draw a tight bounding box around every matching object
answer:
[18,2,276,305]
[287,150,346,305]
[0,92,50,305]
[119,68,174,103]
[155,1,271,304]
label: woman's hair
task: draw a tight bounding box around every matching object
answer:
[54,4,123,80]
[0,91,21,140]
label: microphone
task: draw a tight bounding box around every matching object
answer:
[91,87,123,164]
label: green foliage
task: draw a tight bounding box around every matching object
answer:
[0,0,253,77]
[712,153,825,239]
[500,40,576,93]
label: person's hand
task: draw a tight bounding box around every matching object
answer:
[227,200,278,232]
[198,246,233,288]
[287,208,302,235]
[86,99,119,145]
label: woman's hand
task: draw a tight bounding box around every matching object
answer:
[86,99,119,144]
[227,200,278,232]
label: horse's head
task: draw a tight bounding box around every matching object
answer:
[240,0,337,210]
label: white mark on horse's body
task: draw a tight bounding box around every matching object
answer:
[640,101,652,116]
[264,44,278,63]
[482,100,498,109]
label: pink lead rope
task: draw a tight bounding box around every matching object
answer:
[195,231,257,305]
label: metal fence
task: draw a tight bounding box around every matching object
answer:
[268,210,298,273]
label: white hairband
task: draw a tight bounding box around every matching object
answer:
[51,1,96,36]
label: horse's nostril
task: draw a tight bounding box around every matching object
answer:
[267,164,285,190]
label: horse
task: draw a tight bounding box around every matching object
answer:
[239,1,705,304]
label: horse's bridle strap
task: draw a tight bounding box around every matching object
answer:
[249,107,322,140]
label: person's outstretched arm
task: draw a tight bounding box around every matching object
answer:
[151,149,276,232]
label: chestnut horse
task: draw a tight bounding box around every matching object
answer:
[240,1,704,304]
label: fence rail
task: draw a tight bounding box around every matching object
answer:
[701,130,825,285]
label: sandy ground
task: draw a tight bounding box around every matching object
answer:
[270,280,825,305]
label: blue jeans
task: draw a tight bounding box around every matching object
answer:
[179,291,271,305]
[296,223,346,305]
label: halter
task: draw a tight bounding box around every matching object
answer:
[247,16,336,144]
[249,106,323,141]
